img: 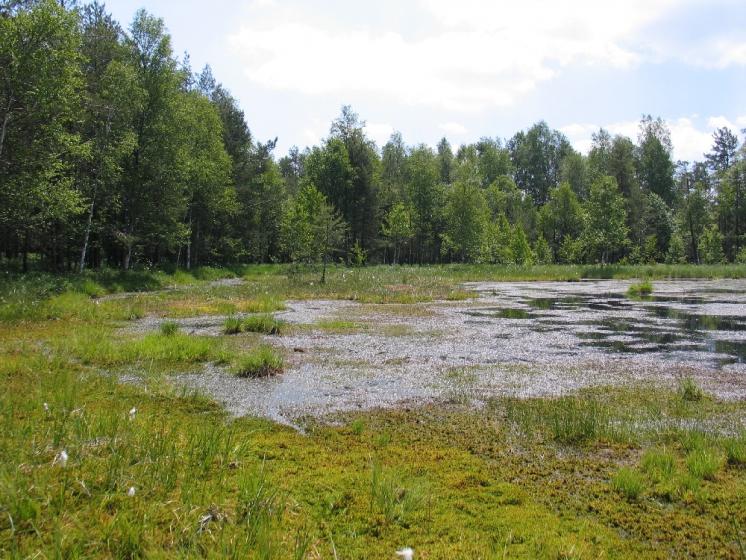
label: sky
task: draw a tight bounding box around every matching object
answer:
[103,0,746,162]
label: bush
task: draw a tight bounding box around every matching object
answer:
[232,346,284,378]
[612,467,644,500]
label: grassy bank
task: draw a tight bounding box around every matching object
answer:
[5,262,746,324]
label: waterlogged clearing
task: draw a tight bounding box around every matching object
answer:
[173,279,746,424]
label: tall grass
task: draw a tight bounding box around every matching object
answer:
[231,346,284,378]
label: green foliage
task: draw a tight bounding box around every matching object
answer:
[241,314,285,335]
[679,377,705,402]
[581,176,629,264]
[701,224,726,264]
[627,280,653,297]
[232,345,284,378]
[159,320,179,336]
[441,180,488,262]
[612,468,645,500]
[724,436,746,466]
[686,448,723,480]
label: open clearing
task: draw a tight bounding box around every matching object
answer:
[2,266,746,559]
[163,279,746,425]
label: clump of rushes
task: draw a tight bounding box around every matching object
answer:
[159,321,179,336]
[686,448,723,480]
[232,346,284,378]
[627,280,653,297]
[224,316,243,335]
[724,436,746,466]
[241,314,284,335]
[679,377,705,402]
[612,467,644,500]
[223,315,284,335]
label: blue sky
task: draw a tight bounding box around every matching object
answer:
[104,0,746,162]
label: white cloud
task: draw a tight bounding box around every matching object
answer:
[228,0,698,112]
[365,122,395,147]
[561,116,741,162]
[438,122,468,136]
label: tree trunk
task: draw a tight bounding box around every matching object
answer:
[0,99,12,162]
[79,192,96,273]
[22,233,28,273]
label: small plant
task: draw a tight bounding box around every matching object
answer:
[641,447,676,482]
[81,279,106,298]
[686,448,723,481]
[232,346,284,378]
[350,419,365,435]
[679,377,704,402]
[627,280,653,297]
[370,460,425,526]
[159,321,179,336]
[224,316,243,335]
[612,467,644,500]
[724,436,746,467]
[242,314,285,335]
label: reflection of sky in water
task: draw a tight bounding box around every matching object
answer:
[513,292,746,365]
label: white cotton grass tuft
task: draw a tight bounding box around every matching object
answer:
[396,547,414,560]
[54,450,68,467]
[127,486,136,497]
[129,407,137,420]
[43,402,49,412]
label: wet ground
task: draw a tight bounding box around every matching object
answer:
[167,279,746,424]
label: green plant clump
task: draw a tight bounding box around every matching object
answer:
[159,321,180,336]
[232,346,284,378]
[627,280,653,297]
[612,467,645,500]
[679,377,705,402]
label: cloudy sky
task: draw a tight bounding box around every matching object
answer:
[105,0,746,161]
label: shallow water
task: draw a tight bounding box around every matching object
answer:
[174,279,746,424]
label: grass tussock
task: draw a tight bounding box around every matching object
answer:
[679,377,706,402]
[627,280,653,297]
[612,467,645,500]
[224,314,285,335]
[231,345,284,378]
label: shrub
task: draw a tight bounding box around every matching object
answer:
[612,467,644,500]
[232,346,284,378]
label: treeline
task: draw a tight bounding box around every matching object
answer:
[2,1,745,272]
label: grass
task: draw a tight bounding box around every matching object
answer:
[686,448,724,480]
[627,280,653,297]
[612,467,645,500]
[2,265,746,557]
[679,377,706,402]
[224,314,285,335]
[231,345,284,378]
[725,436,746,466]
[241,314,285,335]
[159,320,179,336]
